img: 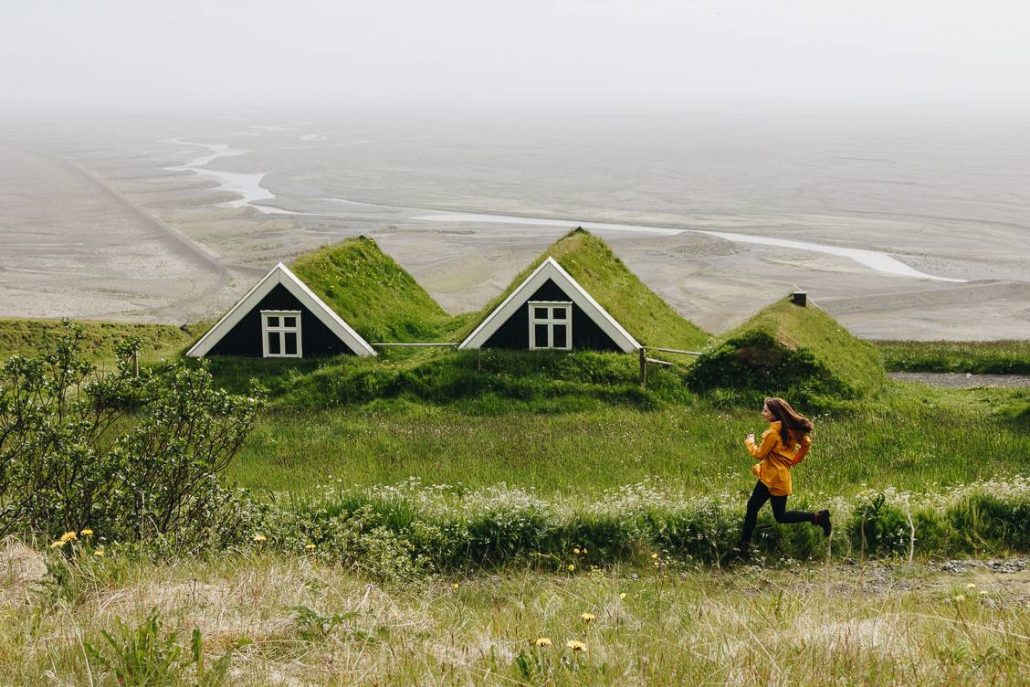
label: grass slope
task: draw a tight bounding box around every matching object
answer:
[0,318,196,364]
[691,296,885,396]
[464,228,711,351]
[289,236,469,343]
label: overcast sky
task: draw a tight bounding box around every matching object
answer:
[2,0,1029,117]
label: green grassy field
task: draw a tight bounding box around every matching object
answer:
[876,340,1030,375]
[229,383,1030,498]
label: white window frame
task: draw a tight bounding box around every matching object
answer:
[528,301,572,350]
[261,310,303,358]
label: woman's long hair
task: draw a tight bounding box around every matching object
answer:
[764,397,814,445]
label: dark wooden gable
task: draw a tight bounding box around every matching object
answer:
[208,283,358,357]
[481,278,621,351]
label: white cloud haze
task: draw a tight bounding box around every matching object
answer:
[2,0,1029,116]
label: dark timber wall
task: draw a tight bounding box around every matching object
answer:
[482,279,621,351]
[208,284,357,357]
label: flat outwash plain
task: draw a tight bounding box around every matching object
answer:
[1,115,1028,340]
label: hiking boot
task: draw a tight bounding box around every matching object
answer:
[814,509,832,537]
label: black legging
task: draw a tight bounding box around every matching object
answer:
[740,480,814,543]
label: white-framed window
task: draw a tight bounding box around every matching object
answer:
[528,301,572,350]
[261,310,302,358]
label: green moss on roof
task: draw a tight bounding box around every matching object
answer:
[290,236,457,343]
[466,228,711,350]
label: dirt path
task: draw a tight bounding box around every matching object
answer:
[889,372,1030,388]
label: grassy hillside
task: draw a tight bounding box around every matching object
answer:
[688,296,885,396]
[0,318,197,364]
[290,236,469,343]
[464,228,711,351]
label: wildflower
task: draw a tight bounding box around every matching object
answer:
[979,590,989,596]
[573,547,581,555]
[619,592,627,600]
[965,583,976,589]
[582,548,587,554]
[651,553,659,559]
[252,534,267,543]
[567,564,575,572]
[305,543,316,551]
[535,637,553,647]
[60,531,77,543]
[566,640,588,652]
[50,540,66,549]
[94,549,105,558]
[80,528,94,538]
[953,594,966,602]
[451,582,460,589]
[580,612,596,622]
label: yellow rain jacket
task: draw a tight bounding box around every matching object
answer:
[744,421,812,496]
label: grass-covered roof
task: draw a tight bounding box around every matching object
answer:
[465,228,711,350]
[688,296,885,396]
[290,236,461,343]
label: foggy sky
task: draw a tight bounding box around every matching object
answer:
[2,0,1029,117]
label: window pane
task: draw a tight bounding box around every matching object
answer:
[534,307,548,320]
[267,316,279,327]
[268,333,281,355]
[534,324,548,347]
[284,332,298,355]
[552,308,567,320]
[284,316,296,328]
[553,325,567,348]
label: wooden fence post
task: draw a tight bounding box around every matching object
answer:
[639,347,647,388]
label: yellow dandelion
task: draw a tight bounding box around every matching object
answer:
[534,637,553,647]
[80,528,94,537]
[305,543,316,550]
[650,552,658,559]
[60,531,77,543]
[580,612,596,622]
[573,547,581,555]
[619,592,627,600]
[566,640,588,652]
[451,582,460,589]
[94,549,105,558]
[252,534,267,543]
[567,564,576,572]
[50,540,66,549]
[653,560,660,567]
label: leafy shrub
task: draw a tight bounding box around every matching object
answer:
[0,321,259,549]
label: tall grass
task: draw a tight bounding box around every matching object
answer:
[2,548,1027,685]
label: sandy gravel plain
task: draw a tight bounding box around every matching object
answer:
[1,116,1028,340]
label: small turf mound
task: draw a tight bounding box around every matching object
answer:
[466,228,711,351]
[290,236,458,343]
[687,296,885,396]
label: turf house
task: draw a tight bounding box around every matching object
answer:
[186,262,376,358]
[458,257,640,352]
